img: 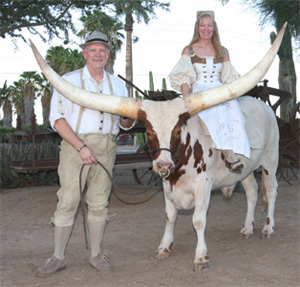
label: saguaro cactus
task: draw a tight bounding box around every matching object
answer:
[149,71,154,91]
[162,78,167,90]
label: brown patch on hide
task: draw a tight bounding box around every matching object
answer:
[193,140,205,174]
[168,133,192,188]
[264,169,269,176]
[137,110,160,160]
[209,148,213,157]
[266,217,270,225]
[137,109,147,122]
[170,112,190,155]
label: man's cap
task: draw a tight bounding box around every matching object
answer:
[79,31,113,50]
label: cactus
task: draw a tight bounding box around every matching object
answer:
[162,78,167,90]
[149,71,154,91]
[135,90,140,99]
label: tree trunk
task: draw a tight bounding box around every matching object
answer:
[41,89,51,125]
[23,83,35,127]
[273,25,297,121]
[125,13,134,97]
[16,106,25,129]
[2,98,12,128]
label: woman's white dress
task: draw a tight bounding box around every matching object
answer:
[169,55,250,158]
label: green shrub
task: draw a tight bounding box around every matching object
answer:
[0,134,60,188]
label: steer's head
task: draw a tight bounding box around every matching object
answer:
[138,98,190,177]
[29,23,286,179]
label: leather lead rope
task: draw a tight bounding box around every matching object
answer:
[79,160,162,249]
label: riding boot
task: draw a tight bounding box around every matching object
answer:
[88,219,112,272]
[222,150,244,174]
[35,225,73,277]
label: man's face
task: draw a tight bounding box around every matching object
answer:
[82,42,110,71]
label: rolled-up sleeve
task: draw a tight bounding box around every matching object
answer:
[168,55,196,92]
[49,86,73,131]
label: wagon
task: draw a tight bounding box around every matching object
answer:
[10,123,156,182]
[10,79,299,191]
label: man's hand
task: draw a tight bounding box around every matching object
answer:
[78,146,98,165]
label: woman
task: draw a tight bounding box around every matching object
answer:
[169,10,250,173]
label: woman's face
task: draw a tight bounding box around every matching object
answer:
[197,15,214,40]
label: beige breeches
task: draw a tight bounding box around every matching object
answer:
[54,133,116,227]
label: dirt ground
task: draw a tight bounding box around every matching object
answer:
[1,169,299,287]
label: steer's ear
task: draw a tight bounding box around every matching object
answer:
[184,22,287,116]
[29,39,141,120]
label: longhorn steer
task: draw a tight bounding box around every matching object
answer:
[29,23,286,270]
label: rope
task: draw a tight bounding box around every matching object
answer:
[79,160,163,249]
[78,145,181,248]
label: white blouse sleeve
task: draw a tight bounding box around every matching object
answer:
[168,55,196,92]
[221,61,240,83]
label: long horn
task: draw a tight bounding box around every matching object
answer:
[184,22,287,116]
[29,40,141,120]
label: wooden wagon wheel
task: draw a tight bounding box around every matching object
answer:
[132,143,162,187]
[277,102,300,184]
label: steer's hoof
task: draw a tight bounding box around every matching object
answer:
[261,224,274,239]
[156,248,171,259]
[240,227,253,239]
[193,261,210,271]
[260,231,273,239]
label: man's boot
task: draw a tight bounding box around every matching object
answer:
[88,219,112,272]
[35,225,72,277]
[222,150,244,174]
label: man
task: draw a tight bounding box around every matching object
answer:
[36,31,134,277]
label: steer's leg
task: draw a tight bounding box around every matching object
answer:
[261,167,277,238]
[240,173,258,238]
[156,192,178,259]
[193,183,211,271]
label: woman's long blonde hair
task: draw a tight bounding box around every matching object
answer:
[189,14,224,61]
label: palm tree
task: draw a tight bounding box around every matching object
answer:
[46,46,85,76]
[10,79,25,129]
[36,73,51,126]
[41,45,86,125]
[0,81,13,128]
[79,10,124,74]
[20,71,41,127]
[113,0,170,97]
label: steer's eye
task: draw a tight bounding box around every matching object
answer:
[177,130,181,136]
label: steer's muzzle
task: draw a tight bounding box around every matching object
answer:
[156,162,174,179]
[158,168,171,179]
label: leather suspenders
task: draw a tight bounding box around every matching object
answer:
[75,69,115,134]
